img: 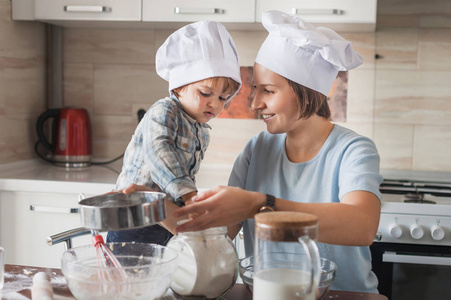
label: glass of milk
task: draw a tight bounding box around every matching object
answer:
[254,212,321,300]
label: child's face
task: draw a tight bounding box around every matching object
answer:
[177,81,231,123]
[251,63,301,134]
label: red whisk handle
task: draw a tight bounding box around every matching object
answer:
[92,234,105,247]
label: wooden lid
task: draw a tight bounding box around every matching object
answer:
[255,212,318,241]
[255,212,318,228]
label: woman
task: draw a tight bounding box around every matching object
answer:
[172,11,383,293]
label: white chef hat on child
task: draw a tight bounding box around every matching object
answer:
[255,10,363,96]
[156,21,242,99]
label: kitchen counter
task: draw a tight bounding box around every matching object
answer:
[2,264,388,300]
[0,159,119,195]
[0,159,231,194]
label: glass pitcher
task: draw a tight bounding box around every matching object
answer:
[254,212,321,300]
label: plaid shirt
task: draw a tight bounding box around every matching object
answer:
[116,96,211,202]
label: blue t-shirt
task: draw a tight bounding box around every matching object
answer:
[228,124,383,293]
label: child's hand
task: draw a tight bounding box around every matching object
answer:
[180,191,198,206]
[180,191,199,220]
[120,184,154,194]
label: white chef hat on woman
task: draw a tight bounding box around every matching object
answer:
[255,10,363,96]
[156,21,242,98]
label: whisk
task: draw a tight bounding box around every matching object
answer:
[91,230,128,282]
[77,194,127,282]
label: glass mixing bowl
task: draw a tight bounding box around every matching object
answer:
[62,242,178,300]
[239,256,337,300]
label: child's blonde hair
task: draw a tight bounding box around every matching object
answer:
[172,77,240,102]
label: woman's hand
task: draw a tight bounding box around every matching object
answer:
[173,186,265,233]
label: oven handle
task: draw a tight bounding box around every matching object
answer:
[383,251,451,266]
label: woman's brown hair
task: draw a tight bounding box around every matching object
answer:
[286,79,331,120]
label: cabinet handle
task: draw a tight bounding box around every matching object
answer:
[30,205,79,214]
[292,8,344,16]
[174,7,225,15]
[64,6,112,13]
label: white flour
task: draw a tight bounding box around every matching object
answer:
[167,226,238,299]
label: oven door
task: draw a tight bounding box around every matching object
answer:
[371,242,451,300]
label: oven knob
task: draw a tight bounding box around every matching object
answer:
[389,224,403,239]
[410,224,424,239]
[430,225,445,241]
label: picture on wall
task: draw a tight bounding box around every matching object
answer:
[218,66,348,122]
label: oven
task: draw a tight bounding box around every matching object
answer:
[370,170,451,300]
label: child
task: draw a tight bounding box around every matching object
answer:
[107,21,241,245]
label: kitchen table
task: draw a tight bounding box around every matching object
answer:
[1,264,388,300]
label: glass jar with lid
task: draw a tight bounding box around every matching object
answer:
[166,225,238,299]
[254,212,321,300]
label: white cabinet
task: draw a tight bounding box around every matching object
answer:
[0,190,107,268]
[12,0,376,31]
[142,0,255,23]
[256,0,377,31]
[35,0,141,21]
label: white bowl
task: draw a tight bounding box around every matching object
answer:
[62,242,178,300]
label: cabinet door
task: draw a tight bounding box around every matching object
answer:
[143,0,255,23]
[35,0,141,21]
[0,191,105,268]
[256,0,376,25]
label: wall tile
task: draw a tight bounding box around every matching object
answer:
[0,57,46,115]
[377,15,420,29]
[0,1,46,164]
[420,15,451,28]
[0,115,36,162]
[418,29,451,70]
[341,33,376,70]
[64,29,155,64]
[413,125,451,171]
[229,30,267,66]
[93,64,167,116]
[374,70,451,125]
[346,69,375,124]
[374,123,414,170]
[154,30,175,54]
[202,118,266,166]
[91,115,137,160]
[377,0,451,15]
[375,28,418,70]
[0,9,46,59]
[63,63,94,111]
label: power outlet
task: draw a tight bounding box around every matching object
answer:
[137,108,146,123]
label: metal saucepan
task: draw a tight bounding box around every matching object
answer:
[79,191,167,231]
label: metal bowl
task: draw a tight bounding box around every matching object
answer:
[62,242,178,300]
[79,192,167,231]
[238,256,337,300]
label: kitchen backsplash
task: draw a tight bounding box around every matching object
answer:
[0,2,46,164]
[1,0,451,172]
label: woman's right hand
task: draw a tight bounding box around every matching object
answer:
[173,186,266,233]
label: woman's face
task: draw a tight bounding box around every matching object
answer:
[177,80,231,123]
[252,63,300,134]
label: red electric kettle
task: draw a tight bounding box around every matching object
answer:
[36,108,92,168]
